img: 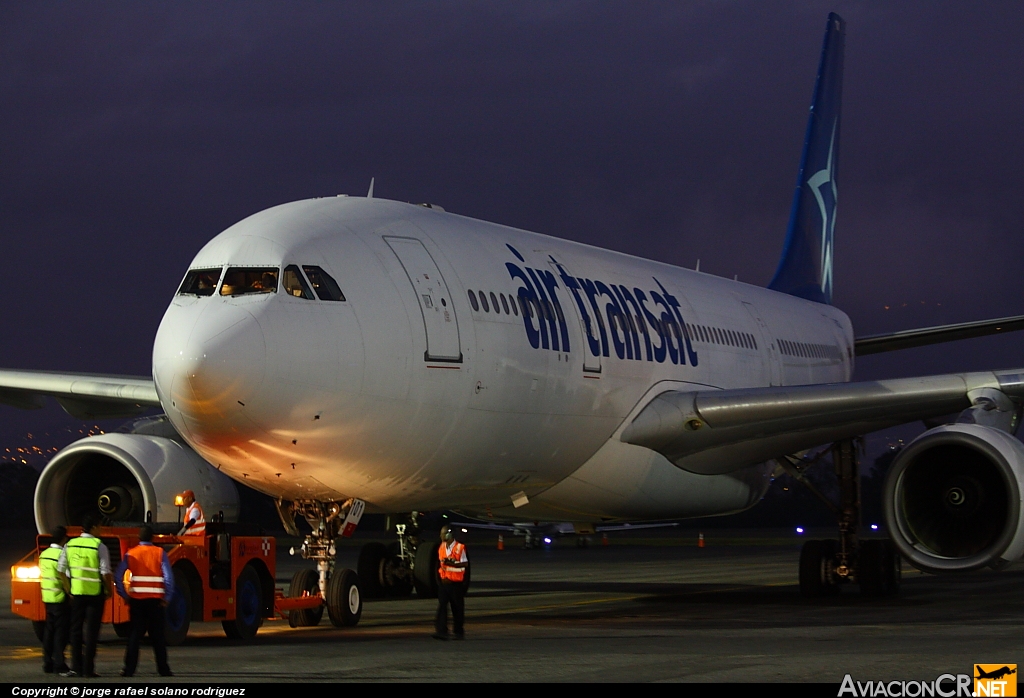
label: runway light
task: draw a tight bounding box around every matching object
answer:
[795,527,804,534]
[543,537,552,545]
[871,524,879,530]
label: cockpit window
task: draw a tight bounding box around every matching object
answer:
[283,265,315,300]
[302,265,345,301]
[178,268,222,297]
[220,267,278,296]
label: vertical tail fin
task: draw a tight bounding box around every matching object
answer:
[768,13,845,305]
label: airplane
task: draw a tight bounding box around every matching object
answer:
[456,518,678,548]
[5,12,1024,624]
[976,667,1017,681]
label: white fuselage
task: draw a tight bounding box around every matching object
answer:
[152,197,853,522]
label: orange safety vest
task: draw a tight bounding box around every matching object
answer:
[184,501,206,536]
[124,545,166,600]
[438,541,466,582]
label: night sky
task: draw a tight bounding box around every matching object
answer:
[2,2,1023,459]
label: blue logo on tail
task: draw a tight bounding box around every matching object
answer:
[768,13,844,305]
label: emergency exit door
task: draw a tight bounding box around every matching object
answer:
[384,236,463,362]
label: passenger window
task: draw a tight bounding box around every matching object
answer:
[283,265,315,300]
[468,290,479,311]
[220,267,278,296]
[490,292,500,314]
[178,268,222,297]
[302,266,346,301]
[479,291,490,312]
[500,294,510,314]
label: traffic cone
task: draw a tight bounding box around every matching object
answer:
[602,532,609,546]
[497,534,504,551]
[698,532,705,548]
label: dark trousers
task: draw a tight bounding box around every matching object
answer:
[123,598,170,676]
[435,581,465,636]
[43,601,70,672]
[70,594,105,675]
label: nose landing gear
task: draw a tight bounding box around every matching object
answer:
[276,498,365,626]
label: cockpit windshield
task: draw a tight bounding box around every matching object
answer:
[178,268,222,297]
[282,265,315,299]
[302,266,346,301]
[220,267,279,296]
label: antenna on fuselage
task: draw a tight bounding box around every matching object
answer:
[695,259,700,272]
[367,177,375,198]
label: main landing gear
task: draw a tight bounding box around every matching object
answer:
[276,498,364,627]
[356,513,452,599]
[780,439,901,598]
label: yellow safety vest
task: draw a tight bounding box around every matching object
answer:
[39,546,65,604]
[66,537,102,596]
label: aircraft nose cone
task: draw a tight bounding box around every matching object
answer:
[154,302,266,442]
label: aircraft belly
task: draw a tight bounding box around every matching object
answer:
[520,438,772,521]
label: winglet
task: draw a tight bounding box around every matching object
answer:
[768,13,845,305]
[367,177,375,198]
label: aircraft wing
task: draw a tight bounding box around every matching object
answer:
[0,369,160,419]
[620,369,1024,476]
[854,314,1024,355]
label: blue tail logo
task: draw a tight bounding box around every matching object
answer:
[768,13,845,305]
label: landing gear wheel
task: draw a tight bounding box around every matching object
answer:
[165,567,192,646]
[799,539,840,598]
[288,568,324,627]
[384,542,414,597]
[223,565,263,640]
[113,622,131,639]
[357,542,388,598]
[32,621,45,643]
[858,539,901,597]
[326,568,362,627]
[414,541,440,598]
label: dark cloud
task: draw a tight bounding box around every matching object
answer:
[1,0,1022,429]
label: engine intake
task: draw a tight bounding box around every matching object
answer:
[883,423,1024,573]
[34,425,239,533]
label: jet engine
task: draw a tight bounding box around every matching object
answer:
[883,423,1024,573]
[34,416,239,533]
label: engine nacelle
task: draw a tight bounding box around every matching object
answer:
[34,427,239,533]
[883,423,1024,573]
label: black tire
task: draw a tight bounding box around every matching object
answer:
[414,541,440,599]
[326,568,362,627]
[113,622,131,639]
[165,567,192,646]
[32,621,45,643]
[384,542,414,598]
[288,569,323,628]
[799,539,840,598]
[859,539,901,597]
[223,565,262,640]
[357,542,388,599]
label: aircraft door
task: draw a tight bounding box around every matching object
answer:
[547,256,601,374]
[384,236,463,363]
[741,301,782,386]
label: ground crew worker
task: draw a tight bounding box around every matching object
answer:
[58,515,113,678]
[39,526,70,674]
[177,490,205,536]
[433,525,468,640]
[115,525,174,677]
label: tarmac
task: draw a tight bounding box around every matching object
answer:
[1,528,1021,683]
